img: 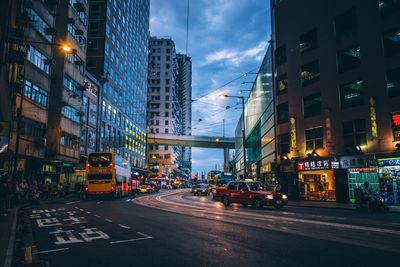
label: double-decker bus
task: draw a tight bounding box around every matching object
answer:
[85,152,131,198]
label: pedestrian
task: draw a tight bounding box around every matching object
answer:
[57,183,64,198]
[20,180,29,203]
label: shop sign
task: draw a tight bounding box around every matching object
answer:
[290,117,297,151]
[377,158,400,167]
[392,112,400,142]
[369,98,378,139]
[297,159,330,171]
[340,156,367,169]
[348,167,377,173]
[331,161,340,169]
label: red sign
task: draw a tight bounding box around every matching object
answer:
[392,113,400,127]
[297,162,305,171]
[297,159,331,171]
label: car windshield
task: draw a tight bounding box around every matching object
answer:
[197,184,207,188]
[248,182,263,191]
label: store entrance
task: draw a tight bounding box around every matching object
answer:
[299,170,336,201]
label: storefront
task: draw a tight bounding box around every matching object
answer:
[377,157,400,205]
[297,159,336,201]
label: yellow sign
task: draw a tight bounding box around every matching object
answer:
[290,117,297,151]
[3,159,25,171]
[0,122,10,136]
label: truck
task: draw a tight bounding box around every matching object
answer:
[214,181,288,209]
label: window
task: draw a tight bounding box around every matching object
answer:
[305,127,323,151]
[228,182,237,190]
[337,44,361,73]
[164,112,169,117]
[164,146,169,150]
[165,103,169,108]
[277,102,289,124]
[26,9,52,42]
[165,129,169,134]
[383,28,400,57]
[278,133,290,154]
[334,8,357,40]
[66,54,85,73]
[303,93,321,118]
[386,67,400,97]
[276,73,288,95]
[62,105,81,123]
[340,80,364,109]
[165,120,169,125]
[378,0,400,17]
[299,28,317,54]
[343,120,367,147]
[27,47,49,74]
[165,96,169,101]
[20,118,45,138]
[166,87,170,93]
[24,80,48,107]
[301,60,320,86]
[60,133,79,149]
[64,74,83,96]
[275,45,286,66]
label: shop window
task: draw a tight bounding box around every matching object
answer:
[339,80,364,109]
[334,8,357,40]
[299,28,317,54]
[278,133,290,154]
[277,102,289,124]
[378,0,400,17]
[386,67,400,97]
[342,119,367,147]
[276,73,288,95]
[337,44,361,73]
[301,60,320,86]
[383,28,400,57]
[303,93,322,118]
[275,45,286,66]
[305,127,323,151]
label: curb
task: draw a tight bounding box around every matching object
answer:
[288,203,354,211]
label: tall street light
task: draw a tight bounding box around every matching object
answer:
[219,93,247,179]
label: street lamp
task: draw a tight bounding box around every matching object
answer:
[219,93,247,179]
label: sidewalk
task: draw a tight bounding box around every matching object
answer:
[288,200,400,213]
[0,208,18,267]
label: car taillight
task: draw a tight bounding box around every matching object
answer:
[85,185,88,191]
[109,163,113,167]
[86,163,90,168]
[111,185,114,191]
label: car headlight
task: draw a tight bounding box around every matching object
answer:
[202,190,205,192]
[266,194,274,200]
[282,194,288,199]
[194,189,197,192]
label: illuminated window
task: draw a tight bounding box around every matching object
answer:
[337,44,361,73]
[301,60,320,86]
[383,28,400,57]
[305,127,323,151]
[276,73,288,95]
[340,80,364,109]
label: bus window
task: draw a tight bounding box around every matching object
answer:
[88,153,112,167]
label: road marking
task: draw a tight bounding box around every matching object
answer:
[66,201,80,205]
[118,224,131,229]
[97,201,103,204]
[94,215,101,218]
[126,199,132,202]
[86,211,91,214]
[110,232,152,244]
[34,248,69,254]
[105,218,113,222]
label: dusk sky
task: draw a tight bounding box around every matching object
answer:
[150,0,271,175]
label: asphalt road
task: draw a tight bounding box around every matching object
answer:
[25,189,400,267]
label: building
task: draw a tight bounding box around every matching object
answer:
[234,46,275,186]
[176,54,192,174]
[271,0,400,204]
[86,0,149,176]
[0,0,89,183]
[147,37,184,179]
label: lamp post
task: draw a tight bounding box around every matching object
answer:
[219,94,247,179]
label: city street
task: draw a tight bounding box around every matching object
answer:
[24,190,400,267]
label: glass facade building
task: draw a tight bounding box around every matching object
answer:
[87,0,149,171]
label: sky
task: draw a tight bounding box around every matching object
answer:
[150,0,271,175]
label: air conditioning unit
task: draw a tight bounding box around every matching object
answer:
[44,58,56,66]
[35,137,47,147]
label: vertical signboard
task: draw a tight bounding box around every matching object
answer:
[290,117,297,151]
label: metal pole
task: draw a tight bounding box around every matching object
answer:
[12,70,24,181]
[223,119,225,138]
[241,96,247,180]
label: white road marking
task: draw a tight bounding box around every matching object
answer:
[110,232,152,244]
[97,201,103,204]
[66,201,80,205]
[126,199,132,202]
[34,248,69,254]
[105,218,112,222]
[118,224,131,229]
[86,211,91,214]
[94,215,101,218]
[79,209,85,212]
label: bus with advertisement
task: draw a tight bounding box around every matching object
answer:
[85,152,132,198]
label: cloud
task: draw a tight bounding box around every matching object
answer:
[204,41,268,66]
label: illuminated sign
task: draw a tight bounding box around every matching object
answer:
[340,156,367,169]
[370,106,378,139]
[392,112,400,141]
[377,158,400,167]
[348,167,377,173]
[297,159,331,171]
[290,117,297,151]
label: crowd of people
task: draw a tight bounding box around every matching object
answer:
[0,175,68,216]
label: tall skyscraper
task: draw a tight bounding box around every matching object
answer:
[147,37,183,178]
[177,54,192,173]
[87,0,149,173]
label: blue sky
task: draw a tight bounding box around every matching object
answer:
[150,0,271,175]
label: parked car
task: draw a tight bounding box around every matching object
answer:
[140,184,154,194]
[214,181,288,209]
[193,184,210,196]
